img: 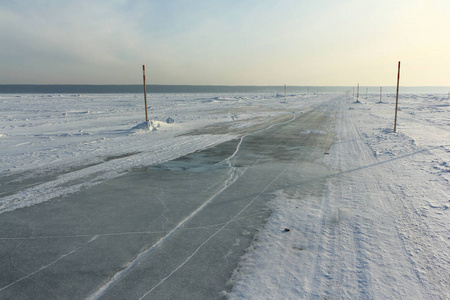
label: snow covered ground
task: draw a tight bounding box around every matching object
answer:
[230,93,450,299]
[0,93,288,212]
[1,91,449,298]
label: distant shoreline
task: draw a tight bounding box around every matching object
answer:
[0,84,448,94]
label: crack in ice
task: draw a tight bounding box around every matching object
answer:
[0,235,99,292]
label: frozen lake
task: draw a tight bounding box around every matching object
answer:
[1,92,448,299]
[0,100,335,299]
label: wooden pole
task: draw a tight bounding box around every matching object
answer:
[394,61,401,132]
[356,83,359,102]
[379,86,382,103]
[142,65,149,122]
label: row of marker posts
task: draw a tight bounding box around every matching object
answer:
[354,86,383,103]
[353,61,401,132]
[143,62,403,132]
[283,85,312,102]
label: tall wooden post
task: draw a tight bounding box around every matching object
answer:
[356,83,359,102]
[142,65,149,122]
[379,86,382,103]
[394,61,401,132]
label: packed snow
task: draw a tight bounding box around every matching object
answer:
[0,91,449,298]
[229,93,450,299]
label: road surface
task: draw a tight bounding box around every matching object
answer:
[0,100,336,299]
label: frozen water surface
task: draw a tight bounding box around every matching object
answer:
[1,92,448,299]
[0,100,335,299]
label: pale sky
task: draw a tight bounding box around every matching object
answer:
[1,0,449,86]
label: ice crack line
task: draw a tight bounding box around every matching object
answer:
[0,235,99,292]
[0,230,169,241]
[87,114,298,300]
[138,140,299,300]
[138,115,301,299]
[224,114,297,168]
[88,172,245,300]
[87,136,249,300]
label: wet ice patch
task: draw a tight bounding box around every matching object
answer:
[150,160,226,173]
[149,148,230,173]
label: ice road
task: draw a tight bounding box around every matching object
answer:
[0,103,335,299]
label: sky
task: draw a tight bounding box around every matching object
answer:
[1,0,449,86]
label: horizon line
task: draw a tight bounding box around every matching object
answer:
[1,84,449,87]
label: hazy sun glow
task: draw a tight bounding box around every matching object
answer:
[1,0,448,86]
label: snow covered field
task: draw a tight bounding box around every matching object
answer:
[230,93,450,299]
[1,93,282,212]
[1,91,449,298]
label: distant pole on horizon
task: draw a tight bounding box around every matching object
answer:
[142,65,149,122]
[356,83,359,102]
[394,61,401,132]
[379,86,382,103]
